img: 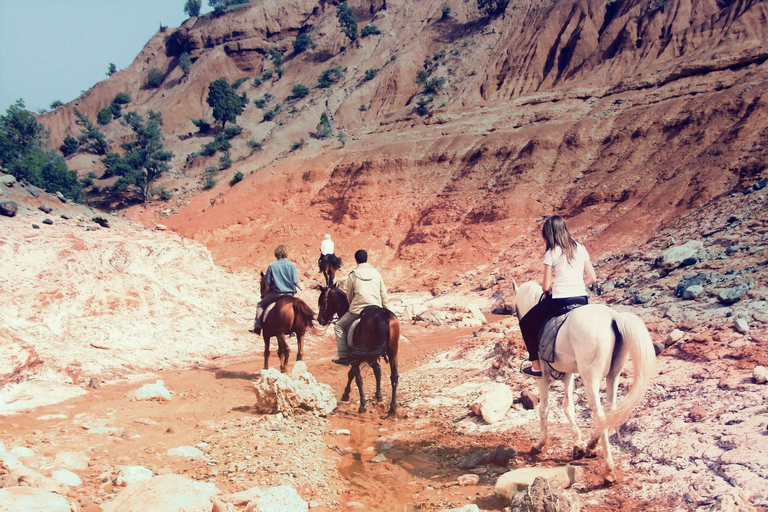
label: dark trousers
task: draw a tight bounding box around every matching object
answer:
[519,295,588,361]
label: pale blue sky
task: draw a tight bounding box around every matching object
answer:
[0,1,211,113]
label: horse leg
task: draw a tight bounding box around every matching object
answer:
[341,367,355,402]
[276,333,290,373]
[354,364,366,413]
[262,334,270,370]
[388,356,399,418]
[371,360,382,402]
[531,369,550,454]
[583,373,616,484]
[562,373,585,459]
[296,332,304,362]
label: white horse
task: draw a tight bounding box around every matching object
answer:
[513,281,656,483]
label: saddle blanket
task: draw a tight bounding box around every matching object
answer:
[346,319,361,348]
[262,302,276,323]
[538,304,584,363]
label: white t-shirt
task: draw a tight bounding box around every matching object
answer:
[543,243,590,298]
[320,238,334,255]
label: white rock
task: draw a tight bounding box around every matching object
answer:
[656,240,703,272]
[51,469,82,486]
[441,506,481,512]
[753,366,767,385]
[131,380,171,401]
[103,474,219,512]
[683,285,704,300]
[116,466,153,486]
[54,451,90,471]
[252,368,337,415]
[668,329,685,343]
[457,474,480,486]
[11,446,35,458]
[473,383,513,424]
[734,317,749,334]
[167,446,204,457]
[467,305,487,324]
[244,485,308,512]
[0,487,71,512]
[494,465,582,500]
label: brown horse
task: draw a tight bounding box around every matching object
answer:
[317,285,399,416]
[318,254,342,287]
[256,272,316,373]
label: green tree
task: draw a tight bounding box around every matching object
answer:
[293,33,312,53]
[107,63,117,76]
[206,79,246,128]
[97,108,113,125]
[318,66,344,88]
[179,52,193,76]
[316,112,332,139]
[105,110,174,202]
[60,135,79,156]
[441,4,451,19]
[113,92,131,105]
[288,84,310,100]
[360,24,381,37]
[146,67,165,88]
[477,0,508,16]
[268,48,284,66]
[50,100,63,110]
[184,0,202,17]
[73,108,108,155]
[336,2,358,42]
[0,100,83,200]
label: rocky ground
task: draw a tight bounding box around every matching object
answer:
[2,173,768,511]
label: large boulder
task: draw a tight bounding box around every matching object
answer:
[243,485,308,512]
[507,476,582,512]
[471,382,513,423]
[654,241,703,274]
[102,474,219,512]
[252,362,337,415]
[0,201,18,217]
[495,466,582,501]
[0,487,71,512]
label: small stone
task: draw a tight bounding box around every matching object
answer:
[718,284,748,305]
[42,218,54,225]
[688,406,707,422]
[92,216,110,228]
[458,474,480,486]
[682,285,704,300]
[155,224,167,231]
[32,224,40,229]
[56,191,67,203]
[667,329,685,345]
[754,366,767,384]
[39,205,53,214]
[653,342,665,356]
[734,317,749,334]
[518,390,538,410]
[0,200,18,217]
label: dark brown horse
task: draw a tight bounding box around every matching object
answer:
[256,272,316,373]
[318,254,342,287]
[317,285,399,416]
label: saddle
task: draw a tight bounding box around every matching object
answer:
[538,303,585,364]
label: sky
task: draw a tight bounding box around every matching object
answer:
[0,1,211,114]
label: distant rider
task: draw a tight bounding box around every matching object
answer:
[253,244,301,335]
[333,249,389,365]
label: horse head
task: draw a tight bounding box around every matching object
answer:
[317,285,348,326]
[259,271,272,298]
[513,281,543,319]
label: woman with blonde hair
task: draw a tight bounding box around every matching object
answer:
[519,215,597,376]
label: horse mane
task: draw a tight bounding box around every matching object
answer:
[516,281,544,318]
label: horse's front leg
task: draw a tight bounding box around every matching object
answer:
[341,366,355,402]
[388,356,399,418]
[276,334,290,373]
[371,360,382,402]
[354,364,366,413]
[531,368,549,454]
[262,334,270,370]
[562,373,585,459]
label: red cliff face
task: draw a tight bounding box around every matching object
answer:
[40,0,768,288]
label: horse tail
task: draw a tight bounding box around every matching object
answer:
[293,299,317,332]
[602,312,656,432]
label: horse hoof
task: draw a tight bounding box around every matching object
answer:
[572,446,586,460]
[603,472,617,486]
[340,394,350,402]
[530,444,543,455]
[358,406,367,414]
